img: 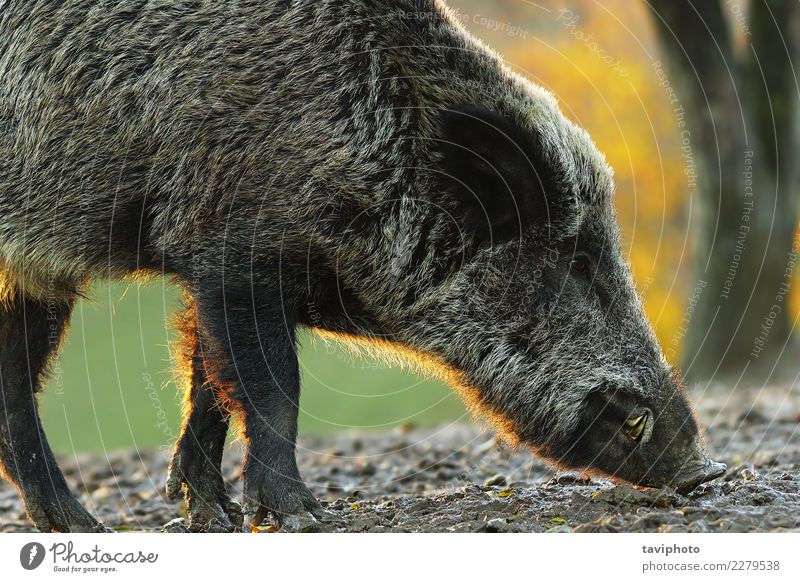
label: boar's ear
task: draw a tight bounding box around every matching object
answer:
[435,105,563,245]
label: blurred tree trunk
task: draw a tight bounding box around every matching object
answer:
[646,0,800,383]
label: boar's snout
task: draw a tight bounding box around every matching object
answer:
[670,442,727,494]
[638,436,726,494]
[560,385,726,494]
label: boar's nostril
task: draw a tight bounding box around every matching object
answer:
[674,459,727,494]
[704,460,727,480]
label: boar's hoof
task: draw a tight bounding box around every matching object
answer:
[26,493,112,533]
[163,489,242,532]
[166,451,242,532]
[241,474,324,531]
[183,497,243,533]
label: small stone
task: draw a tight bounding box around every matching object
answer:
[484,517,512,532]
[161,518,189,533]
[281,513,321,533]
[395,423,414,435]
[740,466,758,481]
[357,462,377,476]
[484,474,507,487]
[555,471,592,485]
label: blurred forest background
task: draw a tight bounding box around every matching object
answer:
[40,0,799,453]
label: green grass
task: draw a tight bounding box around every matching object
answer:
[39,281,466,454]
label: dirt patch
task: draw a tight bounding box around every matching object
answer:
[1,385,799,532]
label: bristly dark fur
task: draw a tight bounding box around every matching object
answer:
[0,0,720,532]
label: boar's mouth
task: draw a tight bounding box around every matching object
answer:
[635,445,727,494]
[662,435,728,494]
[669,458,727,494]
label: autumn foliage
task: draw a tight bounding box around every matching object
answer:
[454,0,797,364]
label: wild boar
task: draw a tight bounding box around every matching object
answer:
[0,0,725,532]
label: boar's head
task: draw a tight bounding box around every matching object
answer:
[372,97,725,494]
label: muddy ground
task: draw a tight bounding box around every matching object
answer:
[1,385,799,533]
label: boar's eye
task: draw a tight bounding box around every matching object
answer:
[569,254,592,276]
[624,411,648,441]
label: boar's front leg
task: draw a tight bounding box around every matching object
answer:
[0,293,109,532]
[166,301,242,532]
[192,284,322,529]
